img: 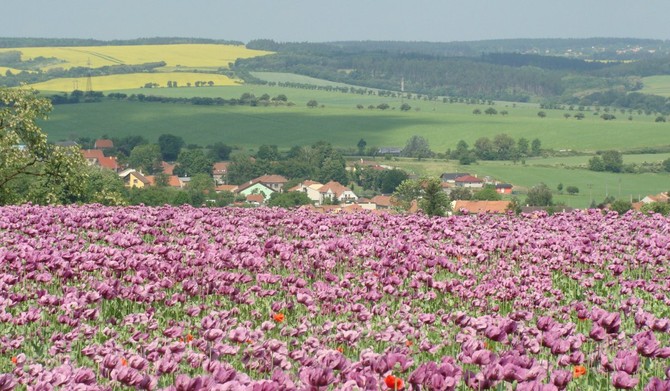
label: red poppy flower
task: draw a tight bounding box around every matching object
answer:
[10,357,17,365]
[573,365,587,378]
[336,346,344,353]
[273,313,285,323]
[385,375,404,390]
[120,357,128,366]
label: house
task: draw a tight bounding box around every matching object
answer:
[641,192,669,204]
[81,149,119,172]
[94,139,114,150]
[255,174,288,192]
[246,193,265,205]
[453,200,511,214]
[377,147,403,156]
[371,195,394,210]
[120,170,151,189]
[288,180,324,204]
[319,181,358,204]
[215,184,239,193]
[495,183,513,194]
[348,159,394,172]
[454,175,484,188]
[356,198,377,210]
[236,181,275,201]
[145,175,184,188]
[212,162,229,185]
[161,162,175,176]
[440,173,471,183]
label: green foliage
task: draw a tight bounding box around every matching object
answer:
[353,167,409,194]
[537,111,547,118]
[640,201,670,215]
[601,150,624,173]
[128,144,162,174]
[609,199,633,214]
[525,183,553,206]
[173,149,213,177]
[449,187,472,201]
[402,135,434,160]
[566,186,580,195]
[158,134,185,161]
[472,185,502,201]
[267,191,312,208]
[392,179,423,211]
[419,178,451,217]
[186,173,215,205]
[207,142,233,161]
[663,158,670,172]
[0,88,89,205]
[306,100,318,108]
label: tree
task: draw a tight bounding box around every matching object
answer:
[318,156,348,184]
[256,145,280,161]
[601,150,623,173]
[531,138,542,156]
[400,103,411,111]
[0,88,88,205]
[566,186,579,195]
[128,144,162,174]
[186,173,215,206]
[379,169,409,194]
[609,199,632,215]
[307,100,318,108]
[357,138,367,155]
[268,191,312,208]
[158,134,185,161]
[454,140,475,165]
[640,202,670,216]
[493,133,516,160]
[472,185,502,201]
[517,138,530,157]
[474,137,495,160]
[557,183,563,193]
[663,158,670,172]
[484,107,497,115]
[207,142,232,161]
[402,135,434,160]
[525,183,553,206]
[537,111,546,118]
[377,103,390,110]
[227,154,262,185]
[419,178,451,217]
[472,109,482,115]
[574,112,585,120]
[392,179,423,211]
[588,156,605,171]
[173,149,213,177]
[449,187,472,201]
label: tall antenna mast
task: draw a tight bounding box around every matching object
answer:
[86,58,93,93]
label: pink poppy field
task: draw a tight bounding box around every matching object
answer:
[0,204,669,390]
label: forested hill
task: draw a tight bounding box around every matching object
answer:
[236,39,670,109]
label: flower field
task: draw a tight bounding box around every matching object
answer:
[0,205,669,390]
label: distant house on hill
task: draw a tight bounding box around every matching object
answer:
[161,162,175,176]
[212,162,229,184]
[642,192,669,204]
[288,180,358,205]
[378,147,402,156]
[454,175,484,188]
[94,139,114,150]
[81,149,119,172]
[236,181,275,201]
[440,173,471,183]
[119,170,151,189]
[495,183,513,194]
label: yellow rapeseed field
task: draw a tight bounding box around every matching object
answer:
[0,44,272,70]
[0,66,24,75]
[30,72,241,91]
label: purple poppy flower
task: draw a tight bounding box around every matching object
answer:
[551,370,572,390]
[644,378,670,391]
[612,371,639,389]
[299,366,335,388]
[614,350,640,375]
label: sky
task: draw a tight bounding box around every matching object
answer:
[3,0,669,43]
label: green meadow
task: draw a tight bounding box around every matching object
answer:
[641,75,670,97]
[42,83,670,154]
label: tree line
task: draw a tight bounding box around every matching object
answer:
[47,91,294,107]
[449,135,542,164]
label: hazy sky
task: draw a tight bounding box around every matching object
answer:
[3,0,669,43]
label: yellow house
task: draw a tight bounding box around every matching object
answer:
[119,169,151,189]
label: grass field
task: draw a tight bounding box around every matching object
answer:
[30,72,240,91]
[0,44,272,71]
[641,75,670,97]
[41,84,670,154]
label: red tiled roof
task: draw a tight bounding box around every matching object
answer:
[81,149,105,160]
[256,174,288,184]
[146,175,183,188]
[319,181,350,197]
[212,162,229,175]
[371,195,393,207]
[215,184,238,192]
[454,200,511,214]
[246,194,265,204]
[94,139,114,149]
[98,156,118,171]
[455,175,483,183]
[161,162,175,175]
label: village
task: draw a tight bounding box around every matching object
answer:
[80,138,669,215]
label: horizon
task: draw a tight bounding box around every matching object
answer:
[2,0,669,44]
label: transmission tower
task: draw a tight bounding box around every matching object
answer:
[85,58,93,93]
